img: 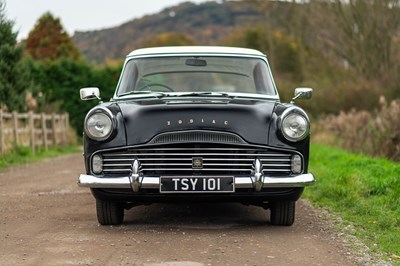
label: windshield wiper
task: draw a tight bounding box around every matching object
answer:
[175,92,234,98]
[118,91,169,98]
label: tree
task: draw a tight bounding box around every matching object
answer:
[25,12,80,62]
[143,32,196,47]
[29,58,121,133]
[223,26,303,81]
[333,0,400,78]
[305,0,400,79]
[0,0,32,111]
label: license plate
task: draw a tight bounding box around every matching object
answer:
[160,176,234,193]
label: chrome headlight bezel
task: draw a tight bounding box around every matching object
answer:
[84,107,116,141]
[278,107,310,142]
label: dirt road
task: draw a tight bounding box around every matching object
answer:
[0,153,373,265]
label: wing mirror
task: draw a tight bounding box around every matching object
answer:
[80,87,101,101]
[291,88,313,104]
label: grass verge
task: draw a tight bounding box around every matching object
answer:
[305,143,400,261]
[0,145,81,170]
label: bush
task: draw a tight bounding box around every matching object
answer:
[29,58,122,134]
[14,145,31,157]
[314,97,400,162]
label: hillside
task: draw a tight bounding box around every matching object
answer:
[72,1,268,63]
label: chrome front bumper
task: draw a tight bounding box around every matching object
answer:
[78,173,315,190]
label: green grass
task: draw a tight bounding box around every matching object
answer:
[0,145,81,170]
[305,143,400,260]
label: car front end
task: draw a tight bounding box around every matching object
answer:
[78,46,314,226]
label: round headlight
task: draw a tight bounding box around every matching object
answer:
[84,108,114,141]
[280,108,310,142]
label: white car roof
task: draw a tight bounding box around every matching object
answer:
[127,46,266,58]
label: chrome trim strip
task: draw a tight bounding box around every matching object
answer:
[103,158,291,162]
[103,153,290,157]
[101,168,291,173]
[110,147,272,151]
[78,173,315,189]
[104,163,132,167]
[141,168,252,172]
[203,163,254,167]
[102,168,291,175]
[140,163,193,166]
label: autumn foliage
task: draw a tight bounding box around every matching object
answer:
[143,32,195,47]
[25,12,80,61]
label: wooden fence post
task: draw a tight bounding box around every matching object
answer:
[41,113,48,150]
[65,113,70,145]
[0,110,4,154]
[12,111,19,146]
[61,114,66,145]
[52,113,57,145]
[29,111,35,153]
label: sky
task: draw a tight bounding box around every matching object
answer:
[5,0,209,40]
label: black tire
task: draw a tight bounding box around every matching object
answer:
[96,199,124,225]
[270,201,296,226]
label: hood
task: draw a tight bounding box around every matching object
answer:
[117,98,277,146]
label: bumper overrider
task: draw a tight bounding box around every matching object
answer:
[78,158,314,192]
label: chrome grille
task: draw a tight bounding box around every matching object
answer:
[98,144,294,176]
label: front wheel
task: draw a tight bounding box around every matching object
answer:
[96,199,124,225]
[270,201,296,226]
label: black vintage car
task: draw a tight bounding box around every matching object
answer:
[78,46,314,226]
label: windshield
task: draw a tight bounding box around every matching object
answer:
[116,56,277,97]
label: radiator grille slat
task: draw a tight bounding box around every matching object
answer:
[103,152,289,157]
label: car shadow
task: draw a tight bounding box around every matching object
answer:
[122,202,272,229]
